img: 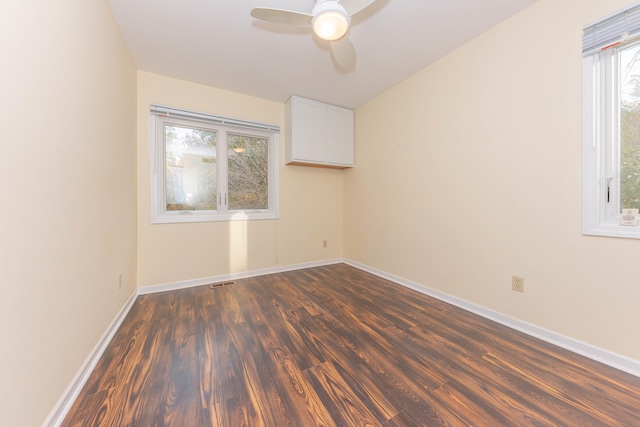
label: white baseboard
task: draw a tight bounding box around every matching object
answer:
[343,258,640,378]
[137,258,344,295]
[42,290,138,427]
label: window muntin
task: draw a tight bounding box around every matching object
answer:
[150,108,279,223]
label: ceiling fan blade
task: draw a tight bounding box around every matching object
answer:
[330,36,356,68]
[250,8,313,26]
[339,0,377,16]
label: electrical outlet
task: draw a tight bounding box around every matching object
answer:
[118,273,123,290]
[323,240,328,248]
[512,276,524,292]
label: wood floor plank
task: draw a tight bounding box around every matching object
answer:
[62,264,640,426]
[293,307,403,422]
[306,360,381,426]
[208,288,272,426]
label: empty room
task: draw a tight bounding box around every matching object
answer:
[2,0,640,426]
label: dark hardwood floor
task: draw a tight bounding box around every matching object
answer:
[62,263,640,426]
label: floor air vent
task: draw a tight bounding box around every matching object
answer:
[209,281,236,289]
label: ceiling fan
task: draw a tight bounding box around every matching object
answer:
[250,0,377,68]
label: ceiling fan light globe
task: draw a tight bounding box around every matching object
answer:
[312,2,350,41]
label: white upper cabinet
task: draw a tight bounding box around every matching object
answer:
[285,96,354,168]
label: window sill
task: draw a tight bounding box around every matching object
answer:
[151,211,279,224]
[582,222,640,239]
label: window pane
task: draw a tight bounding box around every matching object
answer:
[227,133,268,210]
[165,125,217,211]
[620,43,640,211]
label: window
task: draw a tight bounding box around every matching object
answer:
[582,3,640,238]
[149,105,279,223]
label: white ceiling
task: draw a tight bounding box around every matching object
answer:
[108,0,537,109]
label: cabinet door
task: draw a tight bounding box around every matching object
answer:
[292,97,326,163]
[326,105,354,166]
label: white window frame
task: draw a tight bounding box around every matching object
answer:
[149,105,279,224]
[582,3,640,239]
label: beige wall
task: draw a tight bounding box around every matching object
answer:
[136,72,344,287]
[0,0,137,425]
[345,0,640,361]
